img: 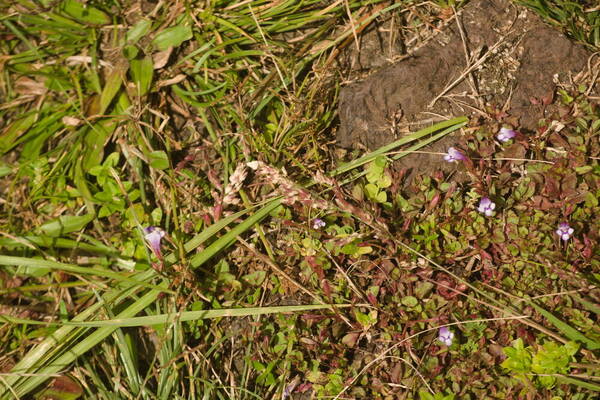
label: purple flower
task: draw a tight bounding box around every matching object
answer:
[283,382,296,399]
[312,218,326,230]
[477,197,496,217]
[497,127,517,142]
[438,327,454,346]
[143,226,166,257]
[556,222,574,241]
[444,147,466,163]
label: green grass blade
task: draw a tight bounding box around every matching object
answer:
[165,206,255,264]
[5,283,166,398]
[0,235,117,255]
[529,302,600,350]
[337,121,469,186]
[0,113,37,154]
[570,293,600,317]
[189,198,282,268]
[329,117,468,176]
[0,200,283,398]
[0,256,166,292]
[556,376,600,391]
[0,274,152,397]
[1,304,350,327]
[106,315,144,397]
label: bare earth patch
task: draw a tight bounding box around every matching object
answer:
[337,0,596,179]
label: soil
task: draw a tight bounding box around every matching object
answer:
[337,0,595,181]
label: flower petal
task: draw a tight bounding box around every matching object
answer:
[312,218,326,229]
[438,327,454,346]
[498,127,517,142]
[444,147,465,162]
[143,226,166,256]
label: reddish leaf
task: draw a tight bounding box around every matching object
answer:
[367,292,378,307]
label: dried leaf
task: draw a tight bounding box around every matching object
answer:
[153,47,173,69]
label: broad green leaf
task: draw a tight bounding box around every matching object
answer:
[374,155,387,168]
[365,168,381,184]
[60,0,110,25]
[364,183,379,199]
[401,296,418,307]
[152,25,192,51]
[501,338,532,374]
[104,152,120,167]
[585,191,598,207]
[379,174,392,188]
[513,178,535,201]
[123,45,139,60]
[356,245,372,255]
[129,56,153,96]
[376,191,387,203]
[575,166,593,174]
[83,120,117,170]
[38,214,95,237]
[532,341,577,375]
[415,281,434,299]
[98,65,126,115]
[126,19,152,44]
[354,310,377,329]
[148,150,169,170]
[242,270,266,286]
[418,390,435,400]
[0,162,13,177]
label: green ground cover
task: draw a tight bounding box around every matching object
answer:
[0,0,599,399]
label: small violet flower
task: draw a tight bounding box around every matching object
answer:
[477,197,496,217]
[282,381,297,399]
[556,222,574,241]
[143,226,166,257]
[443,147,466,163]
[497,127,517,143]
[312,218,326,230]
[438,327,454,346]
